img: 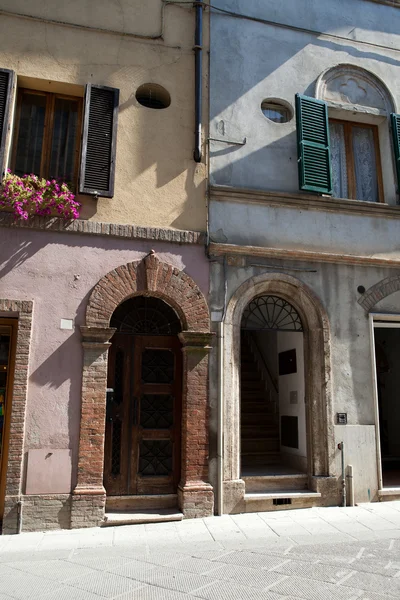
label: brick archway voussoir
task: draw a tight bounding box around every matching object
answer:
[85,253,210,332]
[358,275,400,312]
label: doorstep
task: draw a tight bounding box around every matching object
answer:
[244,489,321,512]
[103,508,183,526]
[378,488,400,501]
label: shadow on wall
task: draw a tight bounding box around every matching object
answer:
[211,131,298,190]
[0,239,39,278]
[210,16,400,120]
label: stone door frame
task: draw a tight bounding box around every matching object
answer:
[221,273,337,513]
[0,300,33,534]
[71,253,214,528]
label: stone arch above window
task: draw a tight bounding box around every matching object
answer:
[358,274,400,311]
[315,64,396,115]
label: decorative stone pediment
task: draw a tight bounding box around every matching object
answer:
[316,64,395,114]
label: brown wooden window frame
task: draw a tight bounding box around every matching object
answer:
[330,118,384,203]
[11,88,83,188]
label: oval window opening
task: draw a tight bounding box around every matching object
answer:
[261,100,291,123]
[136,84,171,109]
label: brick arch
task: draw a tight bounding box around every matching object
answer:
[358,275,400,312]
[85,252,209,331]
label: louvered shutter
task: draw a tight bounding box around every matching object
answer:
[0,69,15,178]
[391,113,400,192]
[79,84,119,198]
[295,93,332,194]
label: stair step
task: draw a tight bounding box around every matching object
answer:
[244,490,321,512]
[242,439,280,453]
[103,508,183,527]
[243,474,308,492]
[241,452,281,466]
[106,494,177,511]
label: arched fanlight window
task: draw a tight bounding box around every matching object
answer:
[241,295,303,332]
[110,296,181,335]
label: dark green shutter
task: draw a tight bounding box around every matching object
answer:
[391,113,400,192]
[295,93,332,194]
[79,84,119,198]
[0,69,15,178]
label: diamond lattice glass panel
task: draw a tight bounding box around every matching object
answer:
[330,121,348,199]
[353,126,378,202]
[141,349,174,384]
[111,418,122,475]
[140,394,174,429]
[110,296,181,335]
[139,440,173,476]
[241,296,303,331]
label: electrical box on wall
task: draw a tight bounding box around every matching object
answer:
[337,413,347,424]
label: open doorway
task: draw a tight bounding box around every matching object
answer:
[240,296,307,477]
[373,323,400,488]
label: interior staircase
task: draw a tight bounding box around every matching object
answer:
[240,331,319,510]
[240,332,280,471]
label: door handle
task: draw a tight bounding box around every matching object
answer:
[132,396,137,425]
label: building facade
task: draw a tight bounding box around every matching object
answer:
[0,0,213,533]
[208,0,400,514]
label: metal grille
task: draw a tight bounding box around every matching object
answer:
[114,349,124,404]
[84,86,115,191]
[241,295,303,331]
[111,296,181,335]
[139,440,173,476]
[111,418,122,476]
[141,350,174,384]
[140,394,174,429]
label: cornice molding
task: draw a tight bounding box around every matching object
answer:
[209,242,400,269]
[210,185,400,220]
[0,212,205,245]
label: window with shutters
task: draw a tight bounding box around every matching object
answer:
[329,119,384,203]
[11,89,82,188]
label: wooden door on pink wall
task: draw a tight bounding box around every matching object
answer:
[103,297,182,498]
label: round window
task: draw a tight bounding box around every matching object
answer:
[136,83,171,109]
[261,100,292,123]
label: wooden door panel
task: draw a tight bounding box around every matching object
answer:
[104,333,182,498]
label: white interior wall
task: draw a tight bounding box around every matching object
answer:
[277,331,307,459]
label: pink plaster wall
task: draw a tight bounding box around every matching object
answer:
[0,228,209,491]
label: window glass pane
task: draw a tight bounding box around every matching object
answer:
[49,98,79,184]
[353,126,378,202]
[14,93,46,177]
[329,122,348,198]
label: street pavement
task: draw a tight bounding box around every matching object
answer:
[0,503,400,599]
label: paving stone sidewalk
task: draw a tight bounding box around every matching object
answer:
[1,503,400,599]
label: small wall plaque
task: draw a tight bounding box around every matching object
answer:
[337,413,347,425]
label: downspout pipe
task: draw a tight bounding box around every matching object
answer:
[193,0,203,162]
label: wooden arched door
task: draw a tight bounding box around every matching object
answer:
[103,297,182,498]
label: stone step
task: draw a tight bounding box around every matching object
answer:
[106,494,177,511]
[103,508,183,527]
[241,452,281,466]
[244,489,321,512]
[243,473,309,493]
[241,438,280,453]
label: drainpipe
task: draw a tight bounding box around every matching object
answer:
[17,498,22,534]
[193,0,203,162]
[338,442,346,507]
[217,321,224,515]
[347,464,355,507]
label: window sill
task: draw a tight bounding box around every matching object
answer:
[210,185,400,220]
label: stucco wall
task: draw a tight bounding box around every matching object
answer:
[0,227,209,493]
[208,257,399,498]
[0,0,208,230]
[210,0,400,203]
